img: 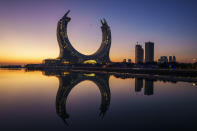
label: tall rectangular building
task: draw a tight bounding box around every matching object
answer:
[135,44,144,64]
[169,56,172,63]
[145,42,154,63]
[173,56,176,62]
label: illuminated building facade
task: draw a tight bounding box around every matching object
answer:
[55,10,111,64]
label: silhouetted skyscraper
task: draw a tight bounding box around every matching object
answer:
[169,56,172,63]
[145,42,154,63]
[173,56,176,62]
[135,44,144,64]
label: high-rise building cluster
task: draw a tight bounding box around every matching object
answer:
[158,56,176,64]
[135,42,177,64]
[135,42,154,64]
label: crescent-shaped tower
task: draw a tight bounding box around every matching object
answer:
[56,10,111,64]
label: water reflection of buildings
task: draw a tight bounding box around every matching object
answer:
[144,79,154,95]
[135,78,154,96]
[44,71,111,125]
[135,78,143,92]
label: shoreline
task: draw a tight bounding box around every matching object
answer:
[24,66,197,77]
[71,70,197,83]
[1,66,197,82]
[28,67,197,83]
[43,69,197,83]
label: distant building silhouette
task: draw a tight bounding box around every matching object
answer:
[135,44,144,64]
[128,59,132,63]
[173,56,176,63]
[169,56,172,63]
[158,56,168,64]
[145,42,154,63]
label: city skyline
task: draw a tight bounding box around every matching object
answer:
[0,0,197,65]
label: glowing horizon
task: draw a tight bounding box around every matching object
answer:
[0,0,197,65]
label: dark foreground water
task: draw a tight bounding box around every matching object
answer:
[0,69,197,131]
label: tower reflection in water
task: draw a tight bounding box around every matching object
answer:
[43,70,156,125]
[44,71,111,125]
[135,78,154,96]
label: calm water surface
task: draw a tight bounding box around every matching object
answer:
[0,69,197,131]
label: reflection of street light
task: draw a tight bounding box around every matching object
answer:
[192,83,196,86]
[192,58,196,63]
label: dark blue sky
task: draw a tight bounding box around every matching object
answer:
[0,0,197,63]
